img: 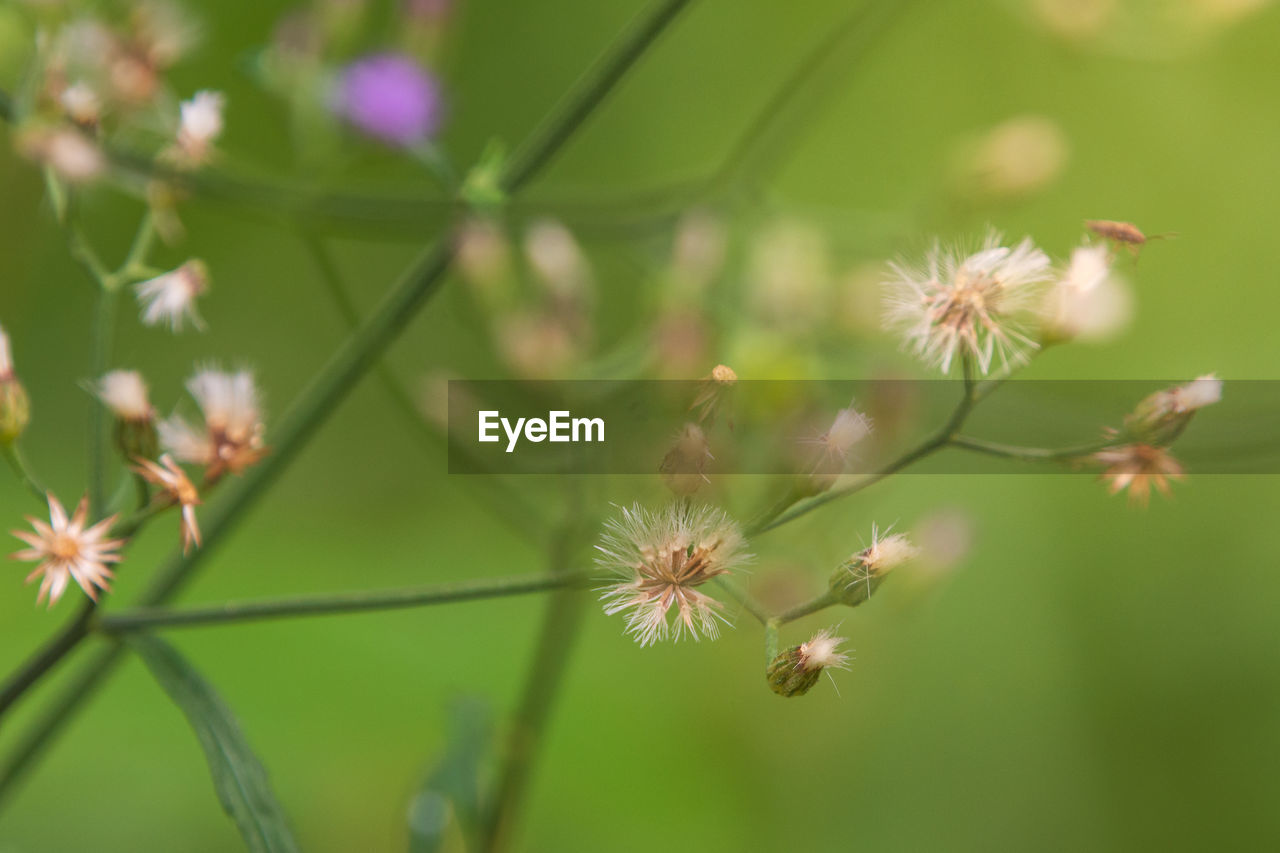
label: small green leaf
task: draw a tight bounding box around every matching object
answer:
[408,697,493,853]
[128,634,300,853]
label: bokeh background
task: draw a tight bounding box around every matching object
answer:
[2,0,1280,850]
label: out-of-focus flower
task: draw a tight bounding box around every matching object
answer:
[10,493,123,606]
[597,502,749,646]
[524,219,592,305]
[1094,443,1184,505]
[97,370,158,460]
[96,370,152,422]
[132,454,201,553]
[134,260,208,332]
[804,401,873,491]
[173,90,224,165]
[689,363,738,426]
[659,422,713,496]
[1041,244,1133,344]
[950,115,1069,202]
[0,325,31,444]
[767,628,849,697]
[455,218,513,299]
[747,220,829,330]
[159,367,266,482]
[669,210,727,295]
[1124,374,1222,445]
[59,82,103,127]
[16,125,106,183]
[883,232,1052,374]
[495,311,577,380]
[334,53,441,146]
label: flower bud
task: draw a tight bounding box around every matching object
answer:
[1124,374,1222,445]
[659,422,712,496]
[829,527,918,607]
[0,327,30,444]
[97,371,158,460]
[766,629,848,697]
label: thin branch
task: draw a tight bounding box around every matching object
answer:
[95,571,594,632]
[0,0,695,801]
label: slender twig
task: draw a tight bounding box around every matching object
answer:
[775,589,841,625]
[714,577,771,627]
[749,355,979,536]
[85,285,118,520]
[948,435,1113,462]
[95,571,593,632]
[298,230,551,543]
[0,0,693,800]
[480,510,588,853]
[1,443,46,503]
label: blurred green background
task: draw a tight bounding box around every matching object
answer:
[2,0,1280,850]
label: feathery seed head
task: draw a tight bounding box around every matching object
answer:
[597,502,749,646]
[883,231,1052,374]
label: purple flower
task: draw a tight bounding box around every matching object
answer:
[334,53,442,146]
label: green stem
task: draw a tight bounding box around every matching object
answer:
[480,517,588,853]
[776,589,841,625]
[300,230,551,544]
[714,577,771,627]
[1,443,46,503]
[750,355,979,536]
[86,286,118,521]
[0,0,693,801]
[95,571,592,633]
[948,435,1112,462]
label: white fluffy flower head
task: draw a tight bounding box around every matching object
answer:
[597,502,749,646]
[134,260,208,332]
[797,628,849,673]
[883,231,1052,374]
[159,367,266,481]
[176,90,225,162]
[96,370,152,421]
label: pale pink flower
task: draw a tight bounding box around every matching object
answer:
[10,494,124,606]
[597,503,749,646]
[132,454,202,553]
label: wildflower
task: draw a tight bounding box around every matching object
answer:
[804,401,873,492]
[1093,443,1184,505]
[97,370,158,459]
[767,628,849,697]
[159,367,266,482]
[1124,374,1222,445]
[950,115,1069,201]
[334,53,442,146]
[883,232,1052,374]
[96,370,152,422]
[1041,244,1133,344]
[669,210,727,292]
[659,422,713,496]
[134,260,208,332]
[0,326,31,444]
[597,502,749,646]
[173,90,225,165]
[10,494,124,606]
[830,525,919,607]
[16,125,105,183]
[690,364,737,424]
[747,220,829,329]
[59,82,102,127]
[132,455,201,553]
[524,219,592,304]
